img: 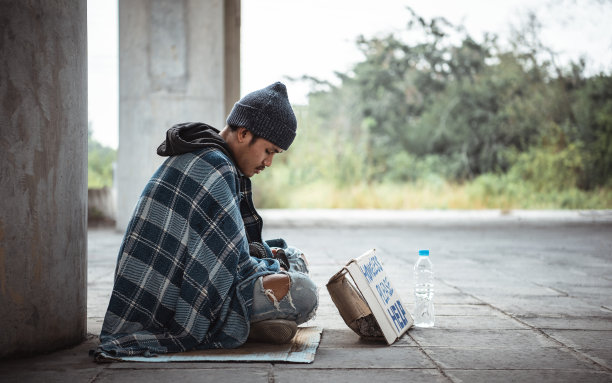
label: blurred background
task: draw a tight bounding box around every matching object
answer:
[87,0,612,216]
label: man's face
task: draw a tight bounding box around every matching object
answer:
[233,129,283,178]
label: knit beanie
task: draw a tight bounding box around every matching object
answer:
[226,82,297,150]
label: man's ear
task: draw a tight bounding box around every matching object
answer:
[236,127,250,143]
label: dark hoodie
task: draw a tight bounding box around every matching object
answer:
[157,122,233,159]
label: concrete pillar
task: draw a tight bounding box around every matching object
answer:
[224,0,241,116]
[0,1,88,358]
[116,0,240,230]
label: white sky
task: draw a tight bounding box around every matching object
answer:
[88,0,612,149]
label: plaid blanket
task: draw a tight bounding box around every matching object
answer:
[96,148,279,358]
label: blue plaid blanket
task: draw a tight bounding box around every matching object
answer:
[96,148,279,358]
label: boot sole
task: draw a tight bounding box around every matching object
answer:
[248,320,298,344]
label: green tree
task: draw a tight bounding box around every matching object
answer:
[572,74,612,188]
[88,125,116,189]
[305,8,611,190]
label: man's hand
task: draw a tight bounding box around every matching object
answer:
[270,247,289,271]
[272,247,310,269]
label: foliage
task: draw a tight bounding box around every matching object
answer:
[571,74,612,189]
[88,125,116,189]
[254,9,611,209]
[301,8,611,189]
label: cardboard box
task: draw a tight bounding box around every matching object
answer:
[327,249,413,344]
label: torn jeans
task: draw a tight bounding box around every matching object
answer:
[250,246,318,325]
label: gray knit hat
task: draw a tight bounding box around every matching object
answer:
[226,82,297,150]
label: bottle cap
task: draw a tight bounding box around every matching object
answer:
[419,249,429,256]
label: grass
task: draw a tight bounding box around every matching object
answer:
[253,177,612,210]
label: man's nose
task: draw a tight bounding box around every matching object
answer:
[264,154,274,167]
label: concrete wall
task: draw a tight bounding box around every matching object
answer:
[88,187,117,225]
[0,1,88,357]
[116,0,240,230]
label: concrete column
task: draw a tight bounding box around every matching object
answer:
[116,0,240,230]
[224,0,241,116]
[0,1,88,358]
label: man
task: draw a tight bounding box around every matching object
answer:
[95,82,318,358]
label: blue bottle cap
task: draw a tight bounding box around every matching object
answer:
[418,249,429,256]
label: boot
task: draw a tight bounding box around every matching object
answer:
[248,319,297,344]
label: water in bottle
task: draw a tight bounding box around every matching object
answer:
[414,249,435,327]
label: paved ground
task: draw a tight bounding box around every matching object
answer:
[1,210,611,382]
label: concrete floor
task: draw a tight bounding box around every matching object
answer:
[1,210,611,382]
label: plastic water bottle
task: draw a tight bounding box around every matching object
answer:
[414,249,435,327]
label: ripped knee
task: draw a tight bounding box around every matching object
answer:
[289,272,319,323]
[262,273,290,302]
